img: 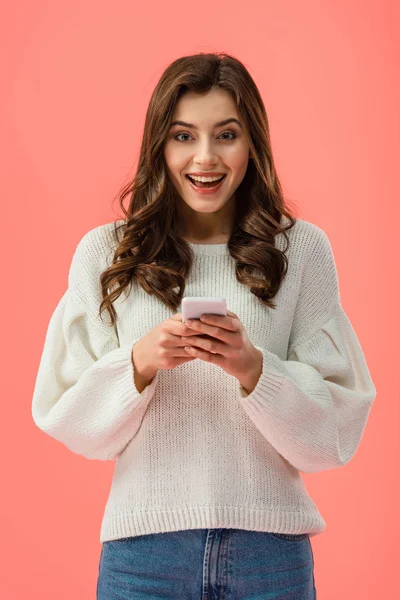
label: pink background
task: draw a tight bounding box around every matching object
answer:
[2,1,397,598]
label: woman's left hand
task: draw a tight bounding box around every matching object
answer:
[181,310,263,392]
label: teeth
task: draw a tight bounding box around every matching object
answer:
[187,174,225,183]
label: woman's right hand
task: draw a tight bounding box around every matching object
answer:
[131,312,197,382]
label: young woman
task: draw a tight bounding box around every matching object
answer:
[31,52,376,599]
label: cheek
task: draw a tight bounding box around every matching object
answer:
[230,158,250,182]
[224,144,250,169]
[165,149,188,177]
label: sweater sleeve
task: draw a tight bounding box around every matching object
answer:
[238,227,377,474]
[31,225,159,461]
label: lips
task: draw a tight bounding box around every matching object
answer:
[186,172,226,177]
[185,174,226,184]
[185,173,227,195]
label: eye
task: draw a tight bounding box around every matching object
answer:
[174,131,237,142]
[220,131,236,140]
[174,132,192,142]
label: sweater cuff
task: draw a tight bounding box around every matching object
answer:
[238,345,286,400]
[117,342,160,399]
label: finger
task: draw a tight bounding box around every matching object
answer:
[186,318,238,342]
[173,345,200,356]
[199,313,239,332]
[183,335,229,356]
[169,313,201,334]
[183,345,223,364]
[170,312,183,320]
[227,310,239,318]
[160,331,200,348]
[166,317,198,337]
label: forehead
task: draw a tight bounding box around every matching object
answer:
[172,88,239,123]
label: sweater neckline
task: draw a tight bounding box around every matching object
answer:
[185,216,291,256]
[187,241,230,256]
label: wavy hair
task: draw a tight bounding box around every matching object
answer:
[99,52,298,327]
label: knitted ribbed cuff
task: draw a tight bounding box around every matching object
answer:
[238,346,286,400]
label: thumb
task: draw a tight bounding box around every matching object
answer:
[170,312,183,320]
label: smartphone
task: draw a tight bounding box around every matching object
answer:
[181,297,227,323]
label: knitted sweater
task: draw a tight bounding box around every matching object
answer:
[31,216,376,542]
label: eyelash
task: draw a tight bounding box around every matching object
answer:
[174,131,237,142]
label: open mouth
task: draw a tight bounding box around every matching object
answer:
[185,174,226,190]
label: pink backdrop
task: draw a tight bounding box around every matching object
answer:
[2,0,397,598]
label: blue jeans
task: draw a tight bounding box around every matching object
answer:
[97,528,317,599]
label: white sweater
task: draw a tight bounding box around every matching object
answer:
[31,216,376,542]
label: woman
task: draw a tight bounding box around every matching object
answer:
[31,52,376,599]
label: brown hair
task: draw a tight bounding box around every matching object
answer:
[99,52,298,327]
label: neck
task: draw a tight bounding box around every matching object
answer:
[182,233,230,244]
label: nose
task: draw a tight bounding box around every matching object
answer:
[193,140,219,166]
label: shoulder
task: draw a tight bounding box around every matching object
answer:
[281,215,331,245]
[277,216,333,265]
[74,220,126,257]
[297,218,333,253]
[68,220,126,288]
[295,220,336,274]
[290,217,340,301]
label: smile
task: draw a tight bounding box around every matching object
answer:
[185,174,227,195]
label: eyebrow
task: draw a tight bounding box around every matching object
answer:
[169,118,242,129]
